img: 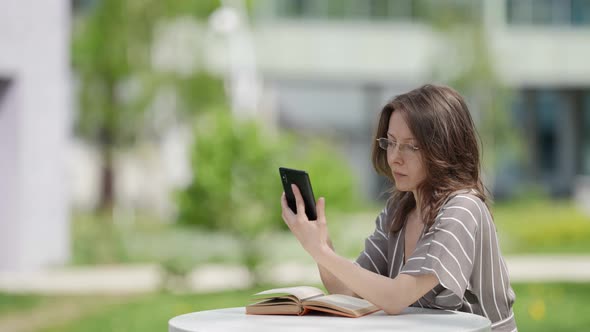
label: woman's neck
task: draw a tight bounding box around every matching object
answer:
[412,190,422,220]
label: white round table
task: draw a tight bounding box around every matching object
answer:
[169,307,491,332]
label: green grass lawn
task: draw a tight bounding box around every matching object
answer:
[511,283,590,332]
[0,293,49,316]
[36,287,265,332]
[0,283,584,332]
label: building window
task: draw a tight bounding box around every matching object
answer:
[265,0,480,22]
[274,0,413,20]
[572,0,590,25]
[535,90,560,175]
[506,0,590,26]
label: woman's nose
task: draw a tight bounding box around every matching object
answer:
[388,148,403,165]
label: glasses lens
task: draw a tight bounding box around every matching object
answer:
[399,144,409,153]
[378,138,388,150]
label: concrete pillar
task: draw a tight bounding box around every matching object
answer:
[0,0,70,271]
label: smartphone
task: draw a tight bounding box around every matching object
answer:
[279,167,317,220]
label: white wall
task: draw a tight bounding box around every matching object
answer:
[0,80,22,270]
[203,2,590,86]
[0,0,71,271]
[206,21,441,83]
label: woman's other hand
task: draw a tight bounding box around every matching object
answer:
[281,184,332,258]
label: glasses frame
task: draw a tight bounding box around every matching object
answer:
[376,137,420,156]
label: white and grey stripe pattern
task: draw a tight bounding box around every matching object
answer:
[355,190,517,332]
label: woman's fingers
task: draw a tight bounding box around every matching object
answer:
[280,192,294,224]
[281,190,329,256]
[291,184,306,218]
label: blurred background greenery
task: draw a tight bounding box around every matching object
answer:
[1,0,590,331]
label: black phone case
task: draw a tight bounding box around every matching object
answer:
[279,167,317,220]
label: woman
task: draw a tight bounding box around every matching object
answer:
[281,84,516,331]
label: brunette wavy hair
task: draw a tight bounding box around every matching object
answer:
[371,84,489,233]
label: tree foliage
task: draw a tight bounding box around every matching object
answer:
[72,0,224,211]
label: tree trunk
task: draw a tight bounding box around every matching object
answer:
[97,79,117,216]
[98,145,115,215]
[239,236,263,287]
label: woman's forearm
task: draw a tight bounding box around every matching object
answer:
[317,240,357,296]
[318,263,357,297]
[314,246,438,315]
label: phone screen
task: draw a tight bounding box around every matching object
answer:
[279,167,317,220]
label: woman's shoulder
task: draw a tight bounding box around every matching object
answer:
[432,189,488,233]
[440,189,488,215]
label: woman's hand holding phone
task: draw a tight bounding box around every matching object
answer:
[280,184,332,258]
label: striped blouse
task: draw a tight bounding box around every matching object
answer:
[355,190,517,332]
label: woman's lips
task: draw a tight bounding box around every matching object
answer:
[393,172,407,177]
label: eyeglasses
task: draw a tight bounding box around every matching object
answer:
[376,138,420,156]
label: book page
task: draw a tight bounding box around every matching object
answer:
[253,286,325,301]
[303,294,379,315]
[249,296,299,306]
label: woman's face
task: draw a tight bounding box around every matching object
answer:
[386,111,426,192]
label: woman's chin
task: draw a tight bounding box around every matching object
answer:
[394,183,410,192]
[393,180,415,192]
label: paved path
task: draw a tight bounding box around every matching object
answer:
[0,255,589,294]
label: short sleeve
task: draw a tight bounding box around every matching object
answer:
[400,195,481,306]
[354,207,390,276]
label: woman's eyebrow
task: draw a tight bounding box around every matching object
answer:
[387,132,416,141]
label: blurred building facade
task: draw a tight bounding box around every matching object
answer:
[230,0,590,200]
[64,0,590,221]
[0,0,71,270]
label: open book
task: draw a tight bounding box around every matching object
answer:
[245,286,380,318]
